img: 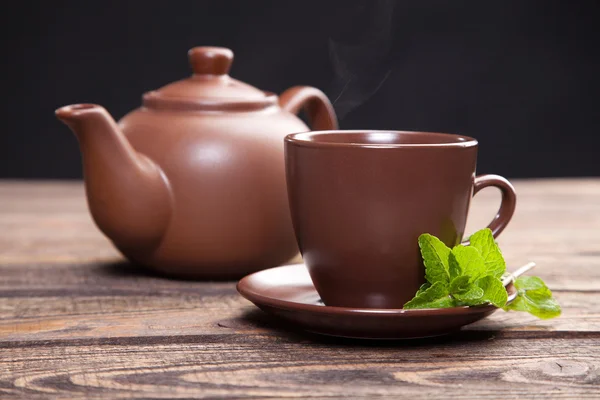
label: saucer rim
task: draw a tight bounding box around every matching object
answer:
[237,264,516,317]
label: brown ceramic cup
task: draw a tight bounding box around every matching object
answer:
[284,130,516,309]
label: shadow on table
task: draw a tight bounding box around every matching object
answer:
[238,309,500,347]
[94,262,501,347]
[97,260,254,282]
[98,260,164,279]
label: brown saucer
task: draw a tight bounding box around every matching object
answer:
[237,264,517,340]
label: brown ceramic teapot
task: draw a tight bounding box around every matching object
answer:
[56,47,338,279]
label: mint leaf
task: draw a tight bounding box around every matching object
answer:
[449,245,486,282]
[415,282,431,296]
[514,276,548,292]
[449,275,471,293]
[405,229,561,319]
[475,275,508,308]
[418,234,451,285]
[469,228,506,278]
[454,286,485,305]
[504,276,561,319]
[450,276,485,305]
[407,296,456,309]
[448,251,462,280]
[403,281,454,309]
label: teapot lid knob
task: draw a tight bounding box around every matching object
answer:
[188,47,233,76]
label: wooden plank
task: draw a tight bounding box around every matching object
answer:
[1,336,599,399]
[1,179,598,290]
[1,256,598,295]
[0,288,597,342]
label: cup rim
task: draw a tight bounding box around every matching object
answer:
[285,130,478,149]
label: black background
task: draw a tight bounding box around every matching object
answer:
[2,0,599,179]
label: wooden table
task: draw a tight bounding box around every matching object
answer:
[0,179,599,399]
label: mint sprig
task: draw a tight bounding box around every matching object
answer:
[403,228,561,319]
[503,276,561,319]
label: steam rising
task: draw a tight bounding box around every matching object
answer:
[329,0,395,120]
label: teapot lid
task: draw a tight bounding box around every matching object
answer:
[142,47,277,111]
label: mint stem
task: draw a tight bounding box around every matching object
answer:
[502,262,536,287]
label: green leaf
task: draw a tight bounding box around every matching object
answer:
[514,276,549,293]
[504,276,561,319]
[406,231,561,317]
[418,234,451,285]
[454,287,485,306]
[448,251,462,280]
[450,276,485,305]
[449,245,486,282]
[415,282,431,296]
[469,228,506,278]
[403,281,454,309]
[408,296,456,309]
[475,275,508,308]
[449,275,471,293]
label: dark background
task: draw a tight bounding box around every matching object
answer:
[2,0,599,179]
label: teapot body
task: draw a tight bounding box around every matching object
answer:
[56,47,338,279]
[119,105,309,277]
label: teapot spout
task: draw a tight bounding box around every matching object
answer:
[55,104,172,255]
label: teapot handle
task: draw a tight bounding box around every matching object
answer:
[279,86,339,130]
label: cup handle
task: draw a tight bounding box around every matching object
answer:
[279,86,339,131]
[467,174,517,240]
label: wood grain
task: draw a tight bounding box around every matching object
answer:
[0,179,599,398]
[1,336,600,399]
